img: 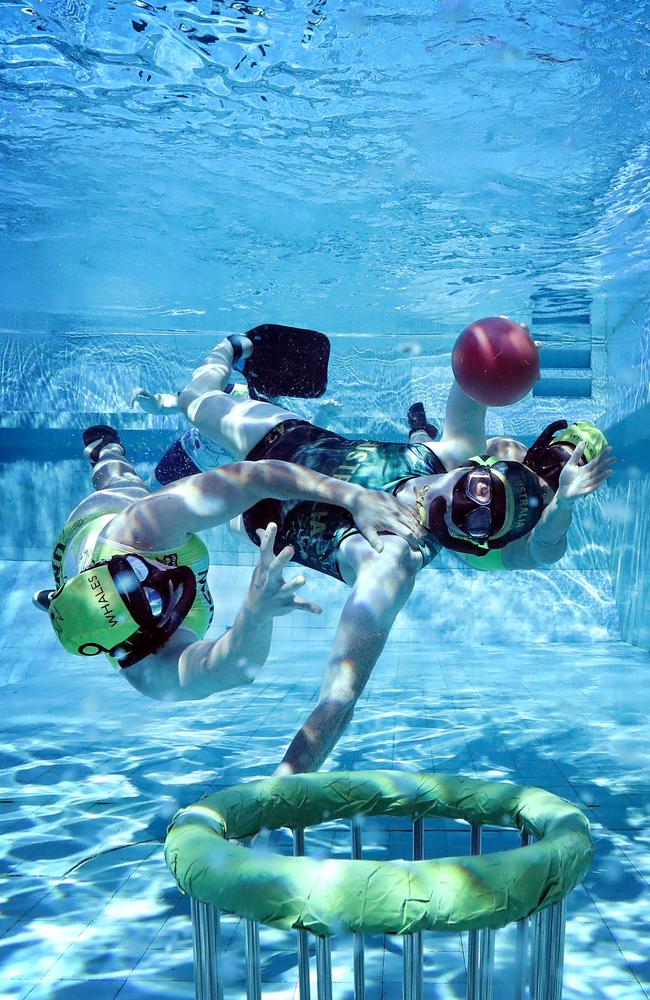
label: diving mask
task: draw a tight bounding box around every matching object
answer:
[48,554,196,668]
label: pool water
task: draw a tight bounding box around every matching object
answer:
[1,606,649,998]
[1,0,650,997]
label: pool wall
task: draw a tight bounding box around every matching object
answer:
[601,145,650,650]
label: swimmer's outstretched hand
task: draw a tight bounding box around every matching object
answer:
[130,387,181,415]
[556,443,615,503]
[346,486,425,553]
[246,523,322,619]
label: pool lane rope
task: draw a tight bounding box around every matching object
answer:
[164,770,593,936]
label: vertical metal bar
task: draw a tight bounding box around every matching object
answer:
[316,936,333,1000]
[403,934,417,1000]
[191,898,223,1000]
[293,829,312,1000]
[467,823,482,1000]
[412,818,424,1000]
[476,928,495,1000]
[245,919,262,1000]
[530,909,546,1000]
[529,910,539,1000]
[542,900,566,1000]
[515,832,531,1000]
[351,817,365,1000]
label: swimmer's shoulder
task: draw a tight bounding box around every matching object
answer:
[98,492,191,553]
[485,437,528,462]
[417,436,528,469]
[415,438,452,471]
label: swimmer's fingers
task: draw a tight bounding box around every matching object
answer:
[268,543,295,578]
[289,592,323,615]
[256,523,278,570]
[381,508,426,550]
[585,446,615,474]
[588,448,615,479]
[274,576,321,616]
[398,509,427,547]
[364,526,384,553]
[130,387,155,411]
[280,574,323,615]
[348,490,424,552]
[585,465,614,491]
[577,448,615,493]
[566,440,587,466]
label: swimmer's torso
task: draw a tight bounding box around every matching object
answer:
[52,511,214,668]
[242,421,446,579]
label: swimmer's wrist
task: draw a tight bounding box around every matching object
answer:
[331,481,362,510]
[554,492,577,511]
[240,595,273,625]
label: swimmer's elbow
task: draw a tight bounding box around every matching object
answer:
[501,536,566,570]
[529,537,567,567]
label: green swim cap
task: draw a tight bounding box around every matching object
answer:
[48,555,197,667]
[551,420,608,464]
[48,562,139,658]
[524,419,608,492]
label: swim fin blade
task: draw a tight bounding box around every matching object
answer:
[242,324,330,398]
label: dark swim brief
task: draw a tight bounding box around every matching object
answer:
[243,419,444,580]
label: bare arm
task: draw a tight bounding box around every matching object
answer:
[124,621,264,703]
[275,535,422,775]
[502,442,614,569]
[124,525,321,702]
[501,495,575,569]
[434,334,542,470]
[103,460,420,553]
[433,381,488,470]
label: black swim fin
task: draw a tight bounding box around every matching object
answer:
[237,324,330,398]
[407,402,439,441]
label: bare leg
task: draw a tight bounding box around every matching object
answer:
[67,434,150,524]
[87,440,148,492]
[176,340,303,460]
[34,431,152,610]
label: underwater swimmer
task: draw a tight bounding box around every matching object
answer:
[132,328,613,771]
[33,423,422,702]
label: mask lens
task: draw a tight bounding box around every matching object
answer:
[465,470,492,505]
[125,555,150,582]
[144,587,164,617]
[464,505,492,539]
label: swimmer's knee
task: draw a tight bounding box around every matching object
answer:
[319,682,362,717]
[181,387,231,425]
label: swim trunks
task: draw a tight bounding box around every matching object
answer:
[243,420,446,580]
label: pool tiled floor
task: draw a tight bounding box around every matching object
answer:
[0,563,648,999]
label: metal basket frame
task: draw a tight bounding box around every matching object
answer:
[190,816,569,1000]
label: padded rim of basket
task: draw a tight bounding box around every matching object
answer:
[164,770,593,936]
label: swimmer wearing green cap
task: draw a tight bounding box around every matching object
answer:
[133,329,613,770]
[34,422,422,702]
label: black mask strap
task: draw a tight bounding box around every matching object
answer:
[114,565,197,669]
[524,420,568,469]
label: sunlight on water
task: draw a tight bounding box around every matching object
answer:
[1,2,649,329]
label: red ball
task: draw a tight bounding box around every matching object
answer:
[451,316,540,406]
